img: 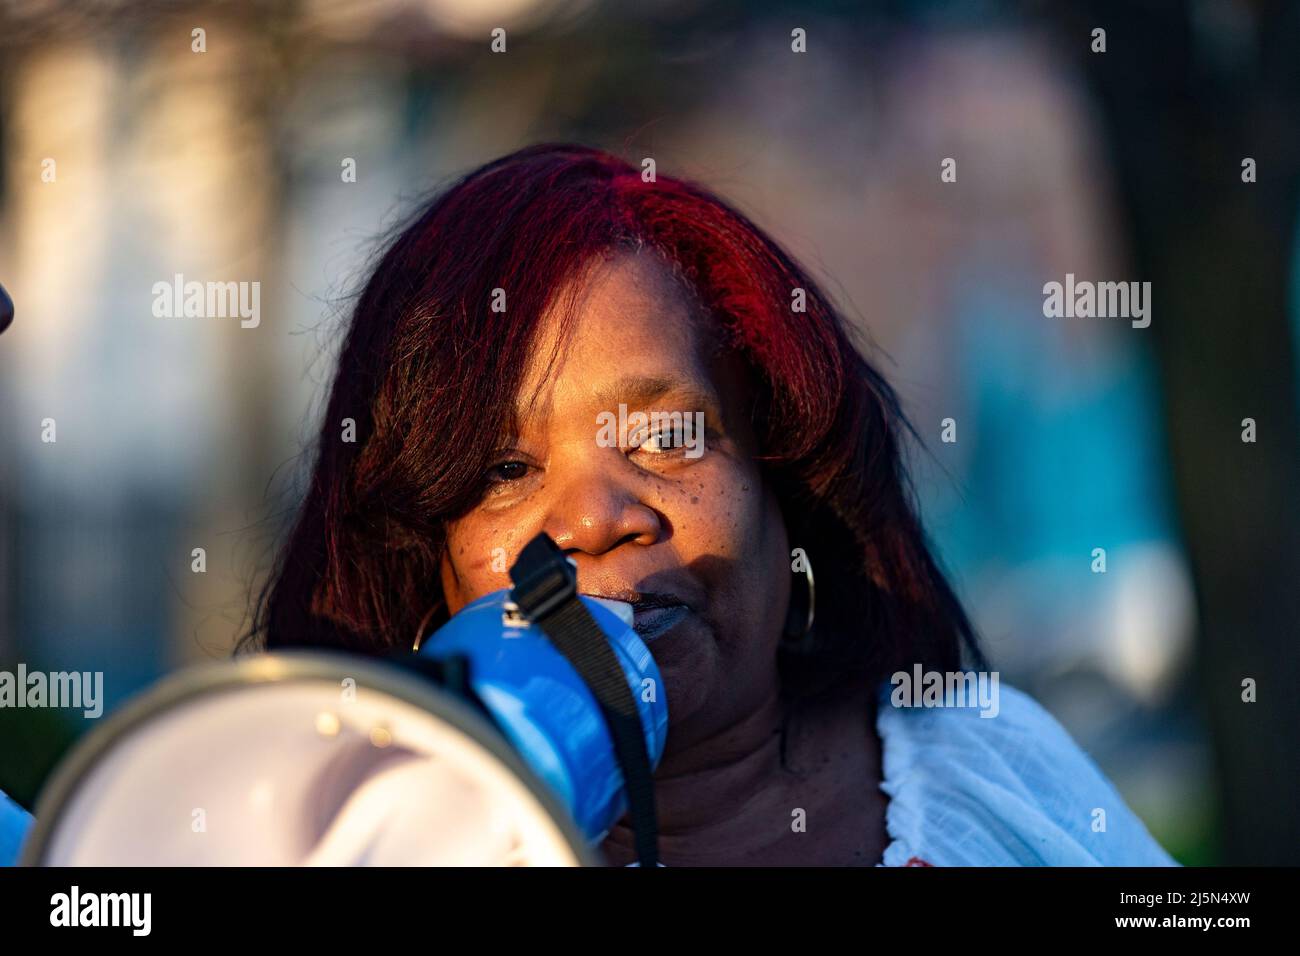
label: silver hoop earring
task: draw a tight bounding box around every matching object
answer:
[411,603,440,653]
[780,550,816,652]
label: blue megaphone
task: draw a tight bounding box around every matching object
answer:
[417,533,668,862]
[12,533,667,867]
[0,282,14,335]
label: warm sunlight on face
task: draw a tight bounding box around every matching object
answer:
[438,250,791,750]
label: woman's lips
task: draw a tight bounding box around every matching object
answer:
[631,604,691,642]
[580,587,699,643]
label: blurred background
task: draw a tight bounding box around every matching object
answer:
[1,0,1297,865]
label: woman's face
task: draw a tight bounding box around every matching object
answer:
[439,250,791,753]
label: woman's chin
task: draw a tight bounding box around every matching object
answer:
[643,611,715,726]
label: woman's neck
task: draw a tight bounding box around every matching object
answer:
[600,681,888,866]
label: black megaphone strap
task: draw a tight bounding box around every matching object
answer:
[509,533,660,868]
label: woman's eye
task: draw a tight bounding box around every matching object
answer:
[636,428,682,453]
[487,460,530,483]
[638,423,704,455]
[628,417,708,460]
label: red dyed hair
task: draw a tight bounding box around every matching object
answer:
[249,144,982,693]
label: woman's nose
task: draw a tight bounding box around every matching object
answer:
[542,466,663,556]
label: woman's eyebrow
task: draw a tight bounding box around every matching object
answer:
[589,375,720,417]
[509,374,723,432]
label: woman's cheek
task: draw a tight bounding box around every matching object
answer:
[666,456,761,557]
[443,519,523,606]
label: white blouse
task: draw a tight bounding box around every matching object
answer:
[874,681,1178,866]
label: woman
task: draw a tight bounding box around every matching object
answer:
[251,143,1175,867]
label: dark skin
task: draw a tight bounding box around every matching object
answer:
[439,251,890,865]
[602,676,889,866]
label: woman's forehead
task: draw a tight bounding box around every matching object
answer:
[514,251,719,423]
